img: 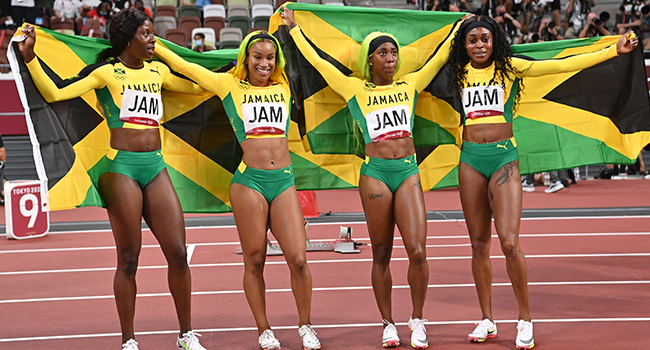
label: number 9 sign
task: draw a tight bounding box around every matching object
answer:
[5,180,49,240]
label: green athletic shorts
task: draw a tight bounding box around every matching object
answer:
[231,162,295,203]
[360,154,419,193]
[107,150,167,188]
[460,138,519,179]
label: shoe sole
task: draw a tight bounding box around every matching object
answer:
[262,346,281,350]
[411,342,429,349]
[303,346,321,350]
[468,334,496,342]
[383,340,400,348]
[516,343,535,349]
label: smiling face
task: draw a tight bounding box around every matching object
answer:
[126,20,156,61]
[246,40,276,87]
[465,27,493,69]
[369,42,398,85]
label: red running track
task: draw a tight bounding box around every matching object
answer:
[0,179,649,349]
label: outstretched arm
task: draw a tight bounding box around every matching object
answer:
[154,43,233,99]
[282,7,361,101]
[517,32,638,77]
[158,62,207,95]
[405,16,465,92]
[19,25,108,102]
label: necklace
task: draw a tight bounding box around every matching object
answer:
[117,56,144,69]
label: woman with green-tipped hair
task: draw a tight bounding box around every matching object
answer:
[154,31,321,350]
[282,7,465,349]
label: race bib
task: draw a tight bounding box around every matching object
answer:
[243,102,287,135]
[366,105,412,142]
[120,89,163,126]
[462,85,504,119]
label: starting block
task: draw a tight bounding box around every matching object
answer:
[236,224,361,255]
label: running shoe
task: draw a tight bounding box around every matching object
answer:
[381,319,400,348]
[299,324,321,350]
[516,320,535,349]
[122,339,139,350]
[177,330,207,350]
[522,181,535,192]
[545,180,564,193]
[468,318,497,342]
[259,329,281,350]
[408,317,428,349]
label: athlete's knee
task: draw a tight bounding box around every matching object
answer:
[166,248,189,272]
[406,245,427,266]
[372,243,393,266]
[499,239,521,257]
[117,253,140,277]
[245,251,267,274]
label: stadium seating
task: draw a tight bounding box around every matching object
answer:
[156,0,178,7]
[50,18,75,31]
[154,16,177,37]
[192,27,217,46]
[178,16,201,42]
[178,5,202,19]
[165,28,189,47]
[203,4,226,18]
[154,5,177,18]
[219,27,243,49]
[251,4,272,29]
[227,5,251,36]
[204,17,226,40]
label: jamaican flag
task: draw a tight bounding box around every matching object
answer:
[8,25,360,212]
[271,4,650,189]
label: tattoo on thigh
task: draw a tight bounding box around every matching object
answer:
[369,192,384,200]
[495,161,517,187]
[488,187,494,205]
[414,179,422,190]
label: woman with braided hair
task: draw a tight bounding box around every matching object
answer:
[448,15,638,349]
[19,9,208,350]
[153,30,321,350]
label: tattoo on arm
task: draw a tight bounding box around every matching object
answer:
[495,161,518,187]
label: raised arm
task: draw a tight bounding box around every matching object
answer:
[404,18,463,92]
[281,7,362,101]
[154,43,234,99]
[156,61,207,95]
[19,25,108,102]
[515,33,638,77]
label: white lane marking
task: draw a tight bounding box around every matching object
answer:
[2,252,650,276]
[2,280,649,304]
[2,232,650,254]
[186,244,196,264]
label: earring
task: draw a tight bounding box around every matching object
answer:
[127,42,130,47]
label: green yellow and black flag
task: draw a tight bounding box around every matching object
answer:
[8,25,360,212]
[271,3,650,189]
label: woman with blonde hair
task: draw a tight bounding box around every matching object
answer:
[282,7,465,348]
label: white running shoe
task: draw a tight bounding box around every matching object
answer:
[545,180,564,193]
[516,320,535,349]
[522,181,535,192]
[468,318,497,342]
[122,339,139,350]
[381,319,400,348]
[408,317,429,349]
[299,324,321,350]
[177,330,207,350]
[259,329,281,350]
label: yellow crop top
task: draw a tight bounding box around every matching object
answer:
[462,44,618,126]
[153,44,292,144]
[290,24,458,144]
[25,57,204,129]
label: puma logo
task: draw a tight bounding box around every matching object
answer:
[284,169,292,175]
[496,143,508,150]
[404,158,413,165]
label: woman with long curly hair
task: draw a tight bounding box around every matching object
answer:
[18,9,208,350]
[448,15,638,349]
[281,7,466,349]
[153,31,321,350]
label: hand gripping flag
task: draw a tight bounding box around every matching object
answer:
[8,25,360,212]
[271,4,650,189]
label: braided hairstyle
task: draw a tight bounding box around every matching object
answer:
[96,8,152,63]
[448,15,524,112]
